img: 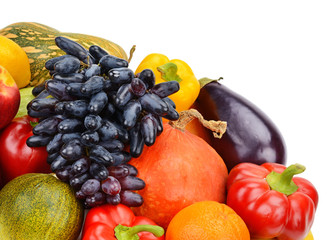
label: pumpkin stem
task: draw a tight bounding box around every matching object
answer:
[128,45,136,64]
[169,109,227,139]
[114,224,164,240]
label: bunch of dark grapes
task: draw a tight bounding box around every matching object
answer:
[26,36,180,208]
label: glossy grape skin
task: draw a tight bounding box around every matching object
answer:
[46,133,63,154]
[99,55,128,72]
[139,93,168,116]
[81,76,105,95]
[60,139,84,162]
[119,190,143,207]
[26,134,53,147]
[88,91,108,114]
[45,55,73,70]
[55,36,89,61]
[54,56,81,74]
[193,81,287,171]
[108,67,134,85]
[137,69,155,89]
[89,45,109,61]
[151,81,180,98]
[122,100,142,129]
[53,73,85,83]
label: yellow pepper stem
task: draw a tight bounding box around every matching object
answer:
[157,62,182,82]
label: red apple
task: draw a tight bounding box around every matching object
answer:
[0,65,21,130]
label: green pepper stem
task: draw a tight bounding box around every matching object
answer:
[157,62,182,82]
[114,224,164,240]
[266,164,306,196]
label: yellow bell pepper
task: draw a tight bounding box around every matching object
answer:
[250,230,314,240]
[135,53,200,113]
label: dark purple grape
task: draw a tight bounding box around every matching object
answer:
[26,134,53,147]
[122,100,142,129]
[151,81,180,98]
[72,157,90,175]
[55,36,88,61]
[101,176,121,195]
[81,130,99,146]
[118,175,145,190]
[85,64,101,79]
[85,191,106,208]
[32,82,46,96]
[99,55,128,72]
[98,120,118,141]
[60,139,84,162]
[130,78,146,97]
[75,190,86,199]
[29,98,58,111]
[45,55,73,70]
[46,79,74,101]
[138,69,155,89]
[113,122,129,143]
[140,113,157,146]
[152,114,163,135]
[108,165,130,179]
[57,118,83,133]
[89,162,109,181]
[47,152,59,164]
[70,172,90,189]
[89,145,114,166]
[84,114,102,131]
[120,190,143,207]
[64,100,89,118]
[54,73,85,83]
[108,67,134,84]
[81,76,105,95]
[34,89,51,100]
[32,116,62,136]
[27,106,55,118]
[50,155,68,172]
[81,179,101,196]
[161,99,179,120]
[106,194,121,205]
[98,139,124,152]
[129,123,144,158]
[54,56,81,75]
[66,82,90,98]
[124,164,139,176]
[114,83,134,108]
[62,132,81,143]
[111,151,131,166]
[139,93,168,116]
[46,133,63,154]
[88,91,108,114]
[55,165,73,182]
[89,45,109,61]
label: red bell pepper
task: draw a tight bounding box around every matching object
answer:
[226,162,318,240]
[82,203,165,240]
[0,115,50,186]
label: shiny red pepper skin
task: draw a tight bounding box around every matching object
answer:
[82,204,165,240]
[226,162,318,240]
[0,115,50,186]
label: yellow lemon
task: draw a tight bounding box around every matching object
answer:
[0,36,31,88]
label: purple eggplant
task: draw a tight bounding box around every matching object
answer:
[192,80,287,171]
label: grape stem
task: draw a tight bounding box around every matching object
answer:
[114,224,164,240]
[169,109,227,139]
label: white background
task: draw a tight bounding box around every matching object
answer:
[1,0,332,239]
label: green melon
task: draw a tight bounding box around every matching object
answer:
[0,22,128,87]
[0,173,84,240]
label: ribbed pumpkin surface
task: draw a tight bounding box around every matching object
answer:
[0,173,84,240]
[0,22,128,87]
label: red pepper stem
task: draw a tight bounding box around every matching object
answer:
[157,62,182,82]
[266,163,306,196]
[114,224,164,240]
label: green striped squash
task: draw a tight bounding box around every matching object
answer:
[0,22,128,87]
[0,173,84,240]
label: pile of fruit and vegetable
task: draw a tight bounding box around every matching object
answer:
[0,22,318,240]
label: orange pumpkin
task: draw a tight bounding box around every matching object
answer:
[129,110,228,230]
